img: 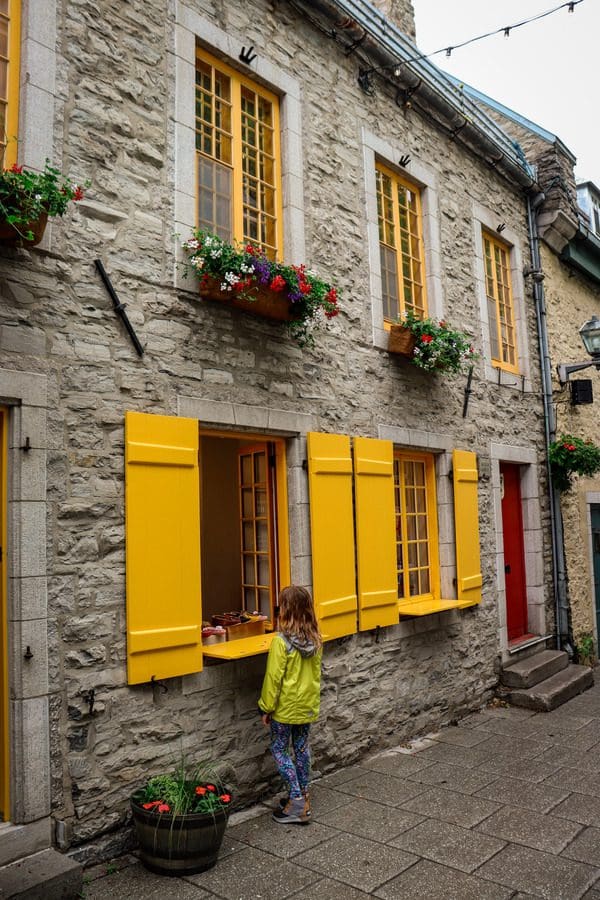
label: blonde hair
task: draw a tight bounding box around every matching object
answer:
[278,585,322,650]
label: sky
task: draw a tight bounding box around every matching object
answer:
[412,0,600,185]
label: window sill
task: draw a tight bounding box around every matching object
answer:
[202,632,277,660]
[398,597,462,616]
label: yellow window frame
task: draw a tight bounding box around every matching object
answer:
[483,230,519,374]
[376,161,427,328]
[195,46,284,260]
[1,0,20,168]
[394,449,440,609]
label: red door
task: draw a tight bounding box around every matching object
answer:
[500,463,528,641]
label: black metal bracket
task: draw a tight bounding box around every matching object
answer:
[449,120,466,142]
[344,30,367,56]
[462,365,474,418]
[398,154,411,167]
[94,259,144,357]
[151,675,168,694]
[23,645,33,660]
[358,68,375,95]
[374,625,381,644]
[21,436,31,452]
[82,689,96,715]
[239,46,257,65]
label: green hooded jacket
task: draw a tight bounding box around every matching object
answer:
[258,633,322,724]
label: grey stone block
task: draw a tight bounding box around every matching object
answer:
[406,762,499,796]
[390,818,506,874]
[334,771,428,808]
[476,805,583,854]
[501,650,568,689]
[509,665,594,712]
[0,848,82,900]
[373,858,514,900]
[474,776,570,813]
[399,785,501,828]
[314,796,425,841]
[227,810,338,858]
[186,845,318,898]
[562,827,600,866]
[84,861,209,898]
[476,842,600,898]
[552,793,600,827]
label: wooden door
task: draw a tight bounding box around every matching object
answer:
[500,463,528,641]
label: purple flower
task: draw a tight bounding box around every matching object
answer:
[251,257,272,285]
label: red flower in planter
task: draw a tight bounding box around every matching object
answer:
[269,275,286,292]
[157,803,170,813]
[195,786,207,795]
[219,794,231,803]
[206,784,216,792]
[420,334,433,343]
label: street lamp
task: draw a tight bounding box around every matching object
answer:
[557,315,600,384]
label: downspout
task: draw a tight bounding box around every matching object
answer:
[526,192,572,654]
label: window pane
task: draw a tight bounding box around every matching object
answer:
[256,521,268,551]
[244,586,256,609]
[243,554,255,584]
[242,489,253,517]
[258,589,270,617]
[255,489,267,517]
[243,522,254,551]
[254,452,266,483]
[257,555,270,587]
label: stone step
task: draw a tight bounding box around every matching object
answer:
[0,848,82,899]
[508,664,594,712]
[501,649,568,689]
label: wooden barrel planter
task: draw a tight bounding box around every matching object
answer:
[131,794,230,877]
[0,213,48,248]
[199,276,300,323]
[388,324,416,358]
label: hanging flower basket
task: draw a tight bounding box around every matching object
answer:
[388,323,416,357]
[182,230,340,347]
[549,434,600,491]
[389,310,477,374]
[199,275,300,323]
[0,161,86,247]
[0,211,48,247]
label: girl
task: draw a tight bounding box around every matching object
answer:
[258,585,322,825]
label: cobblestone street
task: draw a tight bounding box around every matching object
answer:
[83,680,600,899]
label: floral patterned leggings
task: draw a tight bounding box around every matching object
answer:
[269,721,311,799]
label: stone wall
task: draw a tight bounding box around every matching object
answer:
[0,0,551,862]
[541,246,600,646]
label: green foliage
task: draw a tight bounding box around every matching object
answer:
[397,310,477,374]
[135,758,233,817]
[0,160,87,241]
[576,632,595,666]
[182,230,339,347]
[548,434,600,491]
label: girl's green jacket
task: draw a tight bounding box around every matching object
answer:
[258,633,322,724]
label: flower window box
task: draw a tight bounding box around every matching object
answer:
[183,231,340,347]
[388,324,416,357]
[388,311,477,374]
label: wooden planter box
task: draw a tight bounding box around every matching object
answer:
[388,324,416,357]
[0,212,48,248]
[199,276,299,323]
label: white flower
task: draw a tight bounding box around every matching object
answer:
[185,238,199,250]
[210,248,222,259]
[190,257,204,270]
[34,194,42,201]
[224,271,239,285]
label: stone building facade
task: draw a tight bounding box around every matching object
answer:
[0,0,554,867]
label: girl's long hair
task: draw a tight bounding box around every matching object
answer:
[278,585,322,650]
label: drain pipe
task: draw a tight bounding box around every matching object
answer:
[526,192,572,654]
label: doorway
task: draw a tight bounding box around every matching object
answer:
[500,462,528,642]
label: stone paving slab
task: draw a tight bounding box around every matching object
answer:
[333,770,428,807]
[185,846,319,899]
[473,775,569,813]
[287,877,372,898]
[388,818,506,873]
[544,766,600,797]
[415,742,491,769]
[406,760,498,795]
[478,752,562,783]
[318,765,370,786]
[304,782,355,812]
[473,732,551,759]
[428,726,491,748]
[551,792,600,827]
[399,785,501,827]
[476,805,584,854]
[312,796,425,841]
[562,827,600,867]
[227,810,338,858]
[83,862,213,899]
[291,832,417,893]
[537,744,600,775]
[476,842,600,899]
[359,751,434,777]
[373,858,514,900]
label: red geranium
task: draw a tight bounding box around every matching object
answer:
[269,275,286,292]
[195,786,207,795]
[219,794,231,803]
[420,334,433,343]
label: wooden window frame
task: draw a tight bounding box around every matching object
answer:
[483,230,519,375]
[376,161,427,327]
[199,428,290,629]
[195,46,284,260]
[393,449,440,606]
[1,0,20,168]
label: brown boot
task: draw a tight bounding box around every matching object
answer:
[279,790,311,817]
[272,797,310,825]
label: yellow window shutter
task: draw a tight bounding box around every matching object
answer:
[453,449,483,608]
[125,411,202,684]
[353,437,398,631]
[307,432,357,640]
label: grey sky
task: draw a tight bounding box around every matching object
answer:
[412,0,600,186]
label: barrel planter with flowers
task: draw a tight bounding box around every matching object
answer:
[130,764,233,876]
[183,230,340,347]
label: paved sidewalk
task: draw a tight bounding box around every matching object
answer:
[83,680,600,899]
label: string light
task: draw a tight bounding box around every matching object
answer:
[362,0,584,80]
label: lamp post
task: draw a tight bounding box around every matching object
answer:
[557,315,600,384]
